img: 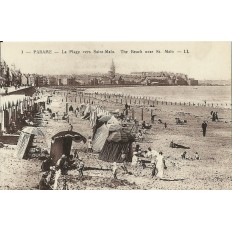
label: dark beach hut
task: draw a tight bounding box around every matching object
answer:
[50,131,86,164]
[99,129,135,163]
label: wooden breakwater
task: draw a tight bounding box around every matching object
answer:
[54,90,230,109]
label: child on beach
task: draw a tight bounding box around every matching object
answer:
[87,136,93,153]
[112,162,118,179]
[195,152,200,160]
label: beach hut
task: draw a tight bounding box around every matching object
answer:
[99,115,112,122]
[15,126,45,159]
[107,115,120,125]
[50,131,86,164]
[99,129,135,163]
[92,124,109,152]
[92,122,121,153]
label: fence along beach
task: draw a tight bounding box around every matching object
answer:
[84,85,231,109]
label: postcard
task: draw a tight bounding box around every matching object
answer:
[0,42,231,190]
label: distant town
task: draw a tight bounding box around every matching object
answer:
[0,59,230,88]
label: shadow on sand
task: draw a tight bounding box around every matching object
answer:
[161,178,185,182]
[85,167,111,171]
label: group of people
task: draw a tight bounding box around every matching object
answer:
[111,144,167,180]
[6,109,35,134]
[132,146,167,179]
[211,111,219,122]
[181,151,200,160]
[39,150,85,190]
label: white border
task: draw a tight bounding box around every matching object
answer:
[0,1,231,232]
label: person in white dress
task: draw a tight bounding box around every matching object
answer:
[112,162,118,179]
[155,152,167,179]
[131,152,139,166]
[150,149,159,163]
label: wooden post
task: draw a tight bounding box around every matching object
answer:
[66,103,68,113]
[141,108,144,121]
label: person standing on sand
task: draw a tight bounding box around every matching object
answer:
[195,152,200,160]
[151,161,157,178]
[215,112,219,121]
[154,152,167,179]
[76,159,84,177]
[202,121,207,137]
[56,155,68,175]
[131,152,139,166]
[181,151,187,159]
[212,112,216,121]
[73,149,79,159]
[87,136,93,153]
[39,173,52,190]
[112,162,118,179]
[68,123,73,131]
[120,150,129,174]
[151,114,155,124]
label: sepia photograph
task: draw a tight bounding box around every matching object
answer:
[0,41,231,190]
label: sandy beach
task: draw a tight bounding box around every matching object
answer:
[0,87,231,190]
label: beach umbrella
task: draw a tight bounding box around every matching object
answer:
[22,126,45,136]
[99,115,112,122]
[51,131,87,143]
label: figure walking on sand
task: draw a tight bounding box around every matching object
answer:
[154,152,167,179]
[202,121,207,137]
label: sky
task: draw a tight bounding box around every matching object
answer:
[1,42,231,80]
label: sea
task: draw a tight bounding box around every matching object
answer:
[85,86,231,108]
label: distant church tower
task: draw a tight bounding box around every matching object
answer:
[109,59,115,78]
